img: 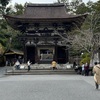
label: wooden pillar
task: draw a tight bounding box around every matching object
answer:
[24,44,27,63]
[64,46,68,63]
[34,38,39,63]
[21,38,27,63]
[54,38,58,62]
[55,44,57,62]
[35,45,38,63]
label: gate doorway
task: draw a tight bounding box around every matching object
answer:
[57,46,68,64]
[26,46,35,64]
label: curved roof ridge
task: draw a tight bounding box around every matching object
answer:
[26,3,65,7]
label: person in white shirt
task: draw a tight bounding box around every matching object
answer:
[14,60,20,69]
[81,62,85,75]
[27,60,31,71]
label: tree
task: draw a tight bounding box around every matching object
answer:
[0,0,11,46]
[57,0,84,13]
[68,12,100,66]
[92,0,100,13]
[0,0,10,6]
[0,0,11,14]
[75,2,90,14]
[13,3,25,15]
[56,0,100,65]
[0,2,24,60]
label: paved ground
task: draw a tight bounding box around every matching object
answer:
[0,66,12,77]
[0,67,100,100]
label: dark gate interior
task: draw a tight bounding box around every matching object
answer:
[57,46,68,64]
[26,46,35,64]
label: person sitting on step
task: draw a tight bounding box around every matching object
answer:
[51,60,57,70]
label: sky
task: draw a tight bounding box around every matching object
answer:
[9,0,99,5]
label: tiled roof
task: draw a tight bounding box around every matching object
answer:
[5,49,23,55]
[4,3,87,19]
[3,3,88,31]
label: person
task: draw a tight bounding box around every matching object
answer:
[73,61,77,69]
[93,62,100,89]
[27,60,31,72]
[14,60,20,70]
[40,53,43,60]
[51,60,57,70]
[81,62,85,75]
[6,60,8,66]
[84,62,89,76]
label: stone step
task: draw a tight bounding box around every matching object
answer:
[38,60,52,64]
[17,64,73,70]
[5,69,76,75]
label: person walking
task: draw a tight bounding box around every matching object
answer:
[93,62,100,89]
[81,62,85,75]
[27,60,31,72]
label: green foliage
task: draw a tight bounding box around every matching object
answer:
[0,43,5,66]
[0,3,24,53]
[0,0,11,15]
[75,3,90,14]
[13,3,25,15]
[92,0,100,13]
[0,0,10,6]
[0,43,4,53]
[80,53,91,65]
[11,36,23,50]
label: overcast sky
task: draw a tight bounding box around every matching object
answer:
[9,0,98,5]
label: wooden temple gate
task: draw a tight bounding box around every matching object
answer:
[4,3,87,64]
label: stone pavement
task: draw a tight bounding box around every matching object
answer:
[0,75,100,100]
[0,66,12,77]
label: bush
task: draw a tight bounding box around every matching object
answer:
[80,53,90,65]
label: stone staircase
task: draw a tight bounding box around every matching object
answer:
[5,64,77,75]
